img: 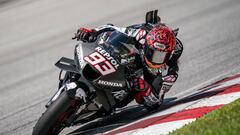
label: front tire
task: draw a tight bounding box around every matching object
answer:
[32,91,79,135]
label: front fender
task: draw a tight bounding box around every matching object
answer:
[65,82,86,102]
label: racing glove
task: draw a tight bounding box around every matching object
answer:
[133,76,146,92]
[133,76,160,107]
[73,28,97,42]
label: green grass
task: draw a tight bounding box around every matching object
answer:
[169,98,240,135]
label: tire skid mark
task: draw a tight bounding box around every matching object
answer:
[0,68,55,93]
[0,97,48,121]
[1,119,37,135]
[173,0,240,25]
[0,35,68,67]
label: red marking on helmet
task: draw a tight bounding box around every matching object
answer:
[146,25,176,52]
[136,29,146,41]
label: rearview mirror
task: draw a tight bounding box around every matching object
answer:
[145,10,161,24]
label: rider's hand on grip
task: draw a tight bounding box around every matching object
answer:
[133,77,158,105]
[73,28,97,42]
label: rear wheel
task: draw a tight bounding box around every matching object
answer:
[32,91,81,135]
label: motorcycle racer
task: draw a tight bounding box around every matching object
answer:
[73,10,183,109]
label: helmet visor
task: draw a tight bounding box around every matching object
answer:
[144,45,168,65]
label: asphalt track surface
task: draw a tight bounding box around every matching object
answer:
[0,0,240,134]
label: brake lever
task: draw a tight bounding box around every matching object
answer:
[72,35,87,42]
[72,33,77,40]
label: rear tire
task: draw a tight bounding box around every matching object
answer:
[32,91,79,135]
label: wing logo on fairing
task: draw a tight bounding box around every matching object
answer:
[97,80,123,87]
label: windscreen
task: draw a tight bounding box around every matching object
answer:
[101,31,135,58]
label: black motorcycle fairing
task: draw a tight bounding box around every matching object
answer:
[74,42,97,71]
[54,31,141,118]
[76,32,137,89]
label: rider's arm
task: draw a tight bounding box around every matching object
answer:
[161,38,183,93]
[166,38,183,75]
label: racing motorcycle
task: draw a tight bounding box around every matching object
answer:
[32,30,150,135]
[32,10,170,135]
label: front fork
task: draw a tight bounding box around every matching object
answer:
[45,82,87,108]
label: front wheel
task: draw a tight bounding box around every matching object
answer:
[32,91,81,135]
